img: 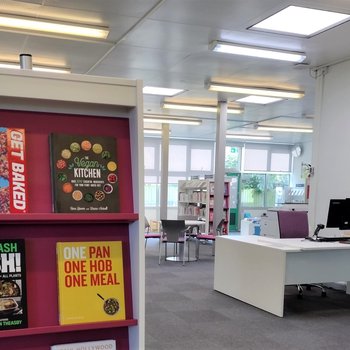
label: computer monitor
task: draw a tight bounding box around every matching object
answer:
[326,199,350,230]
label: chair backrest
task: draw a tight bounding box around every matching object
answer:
[161,219,187,242]
[145,216,150,232]
[278,210,309,239]
[216,218,225,236]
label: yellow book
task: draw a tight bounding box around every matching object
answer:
[56,241,126,325]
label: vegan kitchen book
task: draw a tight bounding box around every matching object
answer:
[49,133,119,213]
[0,239,27,330]
[56,241,126,325]
[0,127,27,214]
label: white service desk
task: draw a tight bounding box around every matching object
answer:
[214,235,350,317]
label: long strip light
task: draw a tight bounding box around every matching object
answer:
[208,81,304,99]
[162,102,243,114]
[144,114,202,125]
[0,14,109,39]
[210,40,306,63]
[257,125,313,133]
[0,61,70,74]
[226,134,272,141]
[144,128,163,135]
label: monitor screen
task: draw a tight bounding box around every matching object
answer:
[326,199,350,229]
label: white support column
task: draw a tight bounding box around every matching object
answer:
[214,101,227,231]
[160,123,170,220]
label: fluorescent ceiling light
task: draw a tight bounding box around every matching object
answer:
[208,81,304,99]
[144,114,202,125]
[257,125,313,133]
[251,5,350,37]
[162,102,243,114]
[144,128,163,135]
[210,40,306,63]
[0,14,109,39]
[143,86,184,96]
[237,96,282,104]
[0,61,70,74]
[226,134,272,141]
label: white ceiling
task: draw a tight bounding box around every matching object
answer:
[2,0,350,144]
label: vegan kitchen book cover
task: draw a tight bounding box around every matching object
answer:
[0,239,28,330]
[49,133,119,213]
[56,241,126,325]
[0,127,27,214]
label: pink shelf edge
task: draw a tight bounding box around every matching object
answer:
[0,319,138,338]
[0,213,139,224]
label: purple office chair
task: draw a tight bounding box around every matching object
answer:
[278,210,326,298]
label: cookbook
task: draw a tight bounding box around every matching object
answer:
[0,127,27,213]
[0,239,27,330]
[49,133,119,213]
[56,241,126,325]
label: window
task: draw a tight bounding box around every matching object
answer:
[144,137,293,217]
[266,174,290,206]
[241,174,265,207]
[271,152,290,171]
[191,149,212,171]
[168,176,186,207]
[169,145,187,171]
[244,149,268,171]
[144,146,155,170]
[144,176,159,208]
[225,146,241,170]
[240,173,290,208]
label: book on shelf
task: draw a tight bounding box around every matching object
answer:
[49,133,119,213]
[0,239,28,330]
[51,339,116,350]
[0,127,27,213]
[56,241,126,325]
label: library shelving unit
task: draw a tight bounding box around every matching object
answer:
[0,69,144,350]
[177,179,230,233]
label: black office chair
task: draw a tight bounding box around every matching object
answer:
[278,210,326,298]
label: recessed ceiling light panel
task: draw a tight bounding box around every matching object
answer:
[251,5,350,37]
[143,86,184,96]
[237,96,282,104]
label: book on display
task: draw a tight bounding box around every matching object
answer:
[56,241,126,325]
[49,133,119,213]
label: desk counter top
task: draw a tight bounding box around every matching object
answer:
[218,235,350,251]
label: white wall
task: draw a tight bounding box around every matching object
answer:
[309,60,350,236]
[291,141,313,187]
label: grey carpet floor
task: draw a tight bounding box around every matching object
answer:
[145,237,350,350]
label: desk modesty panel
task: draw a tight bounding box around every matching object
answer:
[214,236,350,317]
